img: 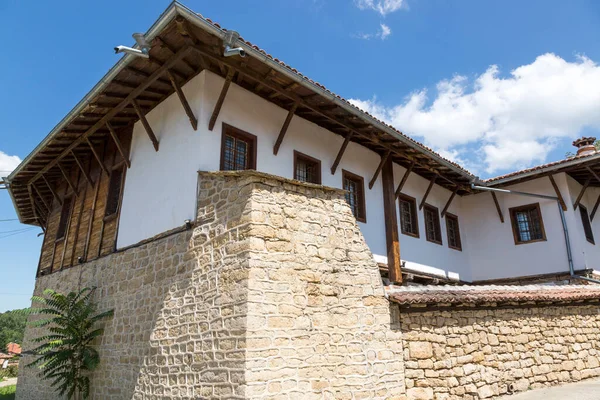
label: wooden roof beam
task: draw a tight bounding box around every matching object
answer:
[42,175,62,206]
[86,138,108,175]
[124,66,173,88]
[57,162,78,195]
[166,69,198,130]
[441,187,458,218]
[107,123,131,168]
[155,36,197,73]
[208,68,234,131]
[70,150,93,186]
[491,192,504,223]
[273,102,298,155]
[111,79,168,96]
[419,176,437,210]
[132,98,161,151]
[395,161,415,199]
[591,193,600,221]
[31,183,51,212]
[369,150,391,189]
[331,132,353,175]
[573,177,592,210]
[548,175,567,211]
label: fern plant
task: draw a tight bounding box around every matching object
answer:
[27,287,114,400]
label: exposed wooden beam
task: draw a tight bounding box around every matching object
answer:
[587,166,600,184]
[57,162,77,195]
[155,36,196,73]
[491,192,504,223]
[419,176,437,210]
[273,102,298,155]
[395,161,415,199]
[548,175,567,211]
[86,138,108,175]
[107,123,131,168]
[29,46,192,184]
[132,99,159,151]
[381,157,402,284]
[41,175,62,206]
[573,177,592,210]
[331,132,353,175]
[441,187,459,218]
[591,193,600,221]
[166,69,198,130]
[369,150,391,190]
[31,184,50,212]
[208,69,235,131]
[70,150,93,186]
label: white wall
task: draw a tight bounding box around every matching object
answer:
[566,176,600,270]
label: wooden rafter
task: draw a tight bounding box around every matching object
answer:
[31,184,51,212]
[491,192,504,223]
[369,150,391,189]
[331,132,353,175]
[166,69,198,130]
[395,161,415,199]
[591,193,600,221]
[587,166,600,183]
[419,176,437,210]
[71,150,93,186]
[208,68,235,131]
[573,177,592,210]
[107,123,131,168]
[441,187,458,218]
[28,45,193,185]
[41,175,62,206]
[86,138,108,175]
[57,162,78,195]
[155,36,196,73]
[132,99,159,151]
[273,102,298,155]
[548,175,567,211]
[381,157,401,284]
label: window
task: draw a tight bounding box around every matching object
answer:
[294,151,321,184]
[105,167,124,218]
[424,204,442,245]
[579,205,595,244]
[56,196,73,241]
[398,193,419,237]
[509,203,546,245]
[220,124,257,171]
[342,170,366,223]
[445,213,462,251]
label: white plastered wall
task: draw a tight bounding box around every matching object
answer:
[566,176,600,271]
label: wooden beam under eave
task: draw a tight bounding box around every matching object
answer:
[395,161,415,199]
[491,192,504,223]
[331,132,353,175]
[42,175,62,206]
[31,183,51,212]
[167,69,198,131]
[573,177,592,210]
[548,175,567,211]
[132,99,159,151]
[381,157,402,284]
[441,187,459,218]
[86,138,108,175]
[70,150,93,186]
[591,193,600,221]
[369,150,391,190]
[208,69,235,131]
[57,162,78,195]
[419,176,437,210]
[107,123,131,168]
[273,102,298,155]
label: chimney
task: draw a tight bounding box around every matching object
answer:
[572,136,597,156]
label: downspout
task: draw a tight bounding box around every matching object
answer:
[471,184,600,285]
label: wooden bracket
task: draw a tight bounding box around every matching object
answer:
[273,102,298,155]
[573,177,592,210]
[419,176,437,210]
[491,192,504,223]
[86,138,108,175]
[57,162,78,195]
[31,183,51,212]
[369,150,391,190]
[208,69,235,131]
[107,123,131,168]
[441,187,459,218]
[71,150,93,186]
[331,132,353,175]
[166,69,198,130]
[41,175,62,207]
[591,193,600,221]
[548,175,567,211]
[132,99,159,151]
[395,161,415,199]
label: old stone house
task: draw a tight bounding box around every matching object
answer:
[6,3,600,399]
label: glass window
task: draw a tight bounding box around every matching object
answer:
[424,204,442,245]
[509,203,546,244]
[342,170,366,223]
[398,194,419,237]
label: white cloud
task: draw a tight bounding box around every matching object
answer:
[379,23,391,39]
[0,151,21,178]
[354,23,392,40]
[356,0,406,16]
[349,53,600,175]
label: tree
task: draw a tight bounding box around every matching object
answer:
[0,308,28,351]
[27,288,114,400]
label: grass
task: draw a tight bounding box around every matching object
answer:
[0,385,16,400]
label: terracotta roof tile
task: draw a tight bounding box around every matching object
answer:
[6,343,21,355]
[386,284,600,305]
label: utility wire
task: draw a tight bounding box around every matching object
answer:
[0,228,36,239]
[0,219,18,222]
[0,227,35,234]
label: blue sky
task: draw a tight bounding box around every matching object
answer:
[1,0,600,311]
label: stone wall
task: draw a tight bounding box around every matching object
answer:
[399,303,600,400]
[17,170,404,400]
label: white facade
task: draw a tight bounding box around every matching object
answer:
[118,70,599,282]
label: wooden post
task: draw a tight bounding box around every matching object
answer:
[395,161,415,199]
[441,187,458,218]
[166,69,198,130]
[132,99,159,151]
[381,156,401,284]
[208,69,235,131]
[107,123,131,168]
[419,176,437,210]
[548,175,567,211]
[331,132,353,175]
[86,138,108,175]
[491,192,504,223]
[273,102,298,155]
[369,150,391,190]
[573,177,592,210]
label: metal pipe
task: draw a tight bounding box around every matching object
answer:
[471,184,600,285]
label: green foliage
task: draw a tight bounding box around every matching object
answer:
[0,365,18,380]
[0,308,29,351]
[0,385,16,400]
[27,288,114,400]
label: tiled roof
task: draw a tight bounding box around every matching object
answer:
[6,343,21,355]
[386,284,600,305]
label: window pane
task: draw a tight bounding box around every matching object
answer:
[344,178,359,217]
[399,197,417,236]
[105,168,124,217]
[511,204,545,244]
[223,135,236,171]
[56,197,73,240]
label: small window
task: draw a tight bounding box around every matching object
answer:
[579,205,595,244]
[398,193,419,238]
[56,196,73,241]
[220,124,257,171]
[342,170,366,223]
[424,204,442,245]
[294,151,321,185]
[509,203,547,245]
[445,213,462,251]
[105,167,124,217]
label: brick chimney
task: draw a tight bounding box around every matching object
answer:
[572,136,597,156]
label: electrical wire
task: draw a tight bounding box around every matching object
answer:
[0,219,18,222]
[0,227,36,239]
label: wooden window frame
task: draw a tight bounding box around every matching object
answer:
[342,169,367,223]
[579,204,595,245]
[55,196,73,242]
[509,202,547,245]
[398,193,419,238]
[293,150,322,185]
[445,213,462,251]
[423,203,443,245]
[220,123,257,171]
[104,163,126,222]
